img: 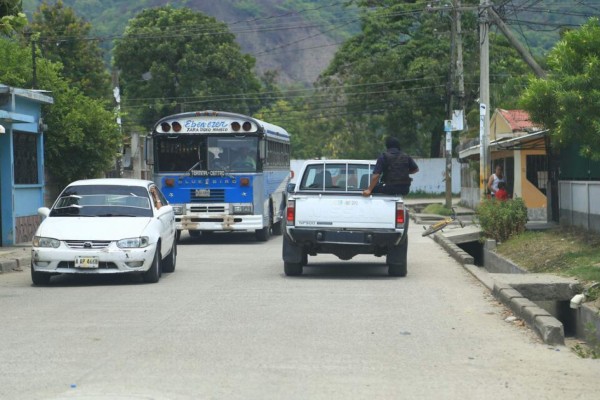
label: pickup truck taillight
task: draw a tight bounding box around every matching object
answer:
[286,199,295,226]
[396,203,405,228]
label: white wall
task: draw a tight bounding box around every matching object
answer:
[290,158,461,194]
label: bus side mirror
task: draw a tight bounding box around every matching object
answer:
[145,136,154,165]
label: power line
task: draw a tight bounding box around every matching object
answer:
[123,76,443,103]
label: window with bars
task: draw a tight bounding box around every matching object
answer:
[13,132,38,184]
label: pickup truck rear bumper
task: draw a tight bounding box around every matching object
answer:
[284,220,408,261]
[287,227,406,247]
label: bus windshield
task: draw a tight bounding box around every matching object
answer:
[155,136,258,173]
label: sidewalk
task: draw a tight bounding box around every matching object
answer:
[0,244,31,273]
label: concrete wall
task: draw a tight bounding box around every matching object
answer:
[291,158,461,194]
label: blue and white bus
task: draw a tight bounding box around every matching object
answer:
[147,110,291,241]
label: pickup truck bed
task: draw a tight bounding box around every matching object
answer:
[282,159,409,276]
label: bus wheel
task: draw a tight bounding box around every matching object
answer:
[272,221,283,236]
[255,225,271,242]
[255,208,273,242]
[189,230,201,238]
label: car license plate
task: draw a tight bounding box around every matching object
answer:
[75,256,99,269]
[195,189,210,197]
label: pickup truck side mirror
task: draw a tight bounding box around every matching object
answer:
[286,183,296,193]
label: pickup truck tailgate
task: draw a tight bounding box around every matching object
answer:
[293,194,399,230]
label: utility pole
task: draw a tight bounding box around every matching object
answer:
[489,8,546,78]
[444,0,465,209]
[479,0,491,200]
[445,1,457,209]
[30,35,37,89]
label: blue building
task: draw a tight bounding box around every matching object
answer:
[0,84,53,246]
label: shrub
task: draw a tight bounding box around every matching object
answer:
[476,197,528,243]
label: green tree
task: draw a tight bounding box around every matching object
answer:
[30,0,111,99]
[113,5,262,131]
[0,37,121,188]
[0,0,26,35]
[520,18,600,160]
[312,0,529,159]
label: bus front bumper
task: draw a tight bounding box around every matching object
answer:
[177,214,264,231]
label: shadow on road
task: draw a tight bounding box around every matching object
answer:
[284,262,401,280]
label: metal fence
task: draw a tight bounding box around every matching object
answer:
[559,181,600,234]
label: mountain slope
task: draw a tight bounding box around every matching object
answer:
[22,0,359,86]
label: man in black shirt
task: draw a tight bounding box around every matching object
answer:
[362,137,419,196]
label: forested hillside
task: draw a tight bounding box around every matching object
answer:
[15,0,600,161]
[21,1,595,86]
[22,0,359,86]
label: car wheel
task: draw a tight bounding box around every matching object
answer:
[162,241,177,273]
[387,240,408,277]
[143,248,161,283]
[189,230,201,238]
[175,230,181,241]
[284,262,303,276]
[31,264,51,286]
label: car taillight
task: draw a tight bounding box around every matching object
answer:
[396,203,405,227]
[286,200,295,226]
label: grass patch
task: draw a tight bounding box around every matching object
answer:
[495,227,600,283]
[422,203,453,216]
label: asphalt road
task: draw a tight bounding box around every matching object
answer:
[1,225,599,399]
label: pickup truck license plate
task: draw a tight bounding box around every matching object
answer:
[75,256,99,269]
[195,189,210,197]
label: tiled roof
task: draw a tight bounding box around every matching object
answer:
[498,109,537,132]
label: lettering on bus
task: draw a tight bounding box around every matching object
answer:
[184,120,230,133]
[190,170,226,177]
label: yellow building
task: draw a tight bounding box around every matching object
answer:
[459,109,549,221]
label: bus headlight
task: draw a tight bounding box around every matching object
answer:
[232,204,253,215]
[172,205,184,215]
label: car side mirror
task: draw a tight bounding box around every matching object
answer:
[38,207,50,218]
[156,205,173,217]
[286,183,296,193]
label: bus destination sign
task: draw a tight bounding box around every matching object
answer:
[184,119,230,133]
[190,170,227,177]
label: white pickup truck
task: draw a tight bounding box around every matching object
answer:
[283,159,409,276]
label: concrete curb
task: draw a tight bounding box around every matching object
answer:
[493,282,565,345]
[432,232,474,265]
[0,255,31,273]
[415,213,567,346]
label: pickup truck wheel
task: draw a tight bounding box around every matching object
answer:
[284,262,303,276]
[387,241,408,277]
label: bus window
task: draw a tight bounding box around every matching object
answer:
[208,137,257,172]
[155,137,207,172]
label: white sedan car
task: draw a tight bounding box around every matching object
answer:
[31,179,177,285]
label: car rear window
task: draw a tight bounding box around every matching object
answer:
[299,163,374,192]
